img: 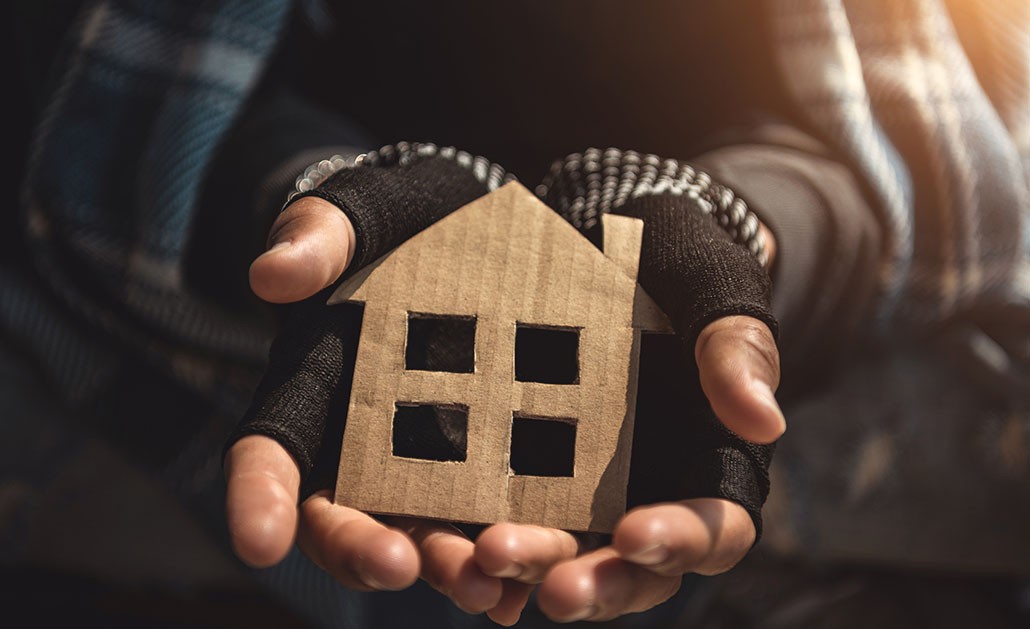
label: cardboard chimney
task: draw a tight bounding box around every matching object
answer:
[328,182,672,532]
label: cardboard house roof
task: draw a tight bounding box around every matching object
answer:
[328,182,673,532]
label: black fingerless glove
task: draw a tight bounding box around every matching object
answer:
[540,148,778,540]
[618,194,776,347]
[228,146,509,493]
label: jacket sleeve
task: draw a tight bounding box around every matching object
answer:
[690,122,883,383]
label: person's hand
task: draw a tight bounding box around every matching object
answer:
[225,436,515,613]
[228,196,784,624]
[473,217,783,623]
[226,197,515,615]
[470,306,782,624]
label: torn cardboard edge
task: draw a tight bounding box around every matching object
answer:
[330,182,672,532]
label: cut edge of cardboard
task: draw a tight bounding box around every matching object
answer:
[331,182,673,532]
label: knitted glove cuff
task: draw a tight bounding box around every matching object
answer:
[539,148,777,346]
[538,147,770,266]
[289,143,516,270]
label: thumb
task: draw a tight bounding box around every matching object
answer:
[249,196,356,304]
[694,315,785,444]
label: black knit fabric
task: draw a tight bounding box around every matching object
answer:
[614,194,778,348]
[292,155,494,271]
[229,150,778,538]
[229,291,363,496]
[630,333,774,541]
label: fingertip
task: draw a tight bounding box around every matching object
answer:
[474,523,579,584]
[696,316,785,444]
[612,507,670,566]
[359,527,422,590]
[747,379,787,442]
[613,504,713,577]
[486,608,520,627]
[391,518,505,611]
[249,197,354,304]
[707,378,785,444]
[248,242,299,304]
[615,500,754,577]
[473,523,525,578]
[452,562,505,614]
[536,561,594,622]
[225,472,298,568]
[486,581,533,627]
[312,515,421,591]
[682,499,755,576]
[249,236,341,304]
[224,436,302,568]
[712,380,782,444]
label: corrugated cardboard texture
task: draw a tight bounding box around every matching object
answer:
[330,182,672,532]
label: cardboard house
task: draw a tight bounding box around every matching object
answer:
[328,182,672,532]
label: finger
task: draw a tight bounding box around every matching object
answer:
[536,547,682,622]
[695,315,785,443]
[391,517,504,614]
[486,580,534,627]
[298,492,420,591]
[224,435,301,568]
[474,522,580,583]
[249,196,356,304]
[612,498,755,577]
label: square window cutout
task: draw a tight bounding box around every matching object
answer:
[406,313,476,373]
[393,403,468,462]
[515,324,579,384]
[509,414,576,477]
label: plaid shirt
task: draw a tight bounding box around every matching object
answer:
[768,0,1030,326]
[9,0,289,406]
